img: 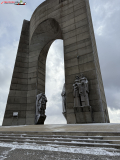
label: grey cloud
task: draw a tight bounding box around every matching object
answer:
[45,39,65,124]
[45,98,66,124]
[106,89,120,110]
[45,114,66,124]
[96,35,120,90]
[0,66,12,89]
[89,0,120,112]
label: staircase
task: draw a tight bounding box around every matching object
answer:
[0,132,120,149]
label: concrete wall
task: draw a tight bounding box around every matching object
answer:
[2,0,110,126]
[2,20,29,126]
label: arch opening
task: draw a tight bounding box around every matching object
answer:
[29,18,65,124]
[45,40,66,124]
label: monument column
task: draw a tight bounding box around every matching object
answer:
[62,0,109,123]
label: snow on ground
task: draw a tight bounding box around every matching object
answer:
[0,142,120,156]
[0,149,12,160]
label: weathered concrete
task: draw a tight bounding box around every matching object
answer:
[2,0,110,126]
[1,124,120,133]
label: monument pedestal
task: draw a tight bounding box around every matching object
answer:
[74,106,93,123]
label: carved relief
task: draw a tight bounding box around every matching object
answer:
[73,75,89,107]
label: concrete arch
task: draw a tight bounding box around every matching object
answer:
[27,18,63,124]
[2,0,110,126]
[28,18,63,100]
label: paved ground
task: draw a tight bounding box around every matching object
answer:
[0,146,120,160]
[0,124,120,133]
[0,147,120,160]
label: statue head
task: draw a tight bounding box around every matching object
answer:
[75,75,80,82]
[80,76,88,84]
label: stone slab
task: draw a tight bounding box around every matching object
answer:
[0,124,120,132]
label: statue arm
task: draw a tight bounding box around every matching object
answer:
[73,88,75,97]
[79,83,82,94]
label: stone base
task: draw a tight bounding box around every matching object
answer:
[35,115,46,125]
[74,106,93,123]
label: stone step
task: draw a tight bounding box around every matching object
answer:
[103,137,120,140]
[1,135,120,144]
[1,133,120,140]
[1,132,120,149]
[0,137,120,144]
[0,134,104,139]
[1,131,120,136]
[0,138,120,149]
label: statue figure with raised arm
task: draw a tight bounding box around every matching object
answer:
[35,93,47,124]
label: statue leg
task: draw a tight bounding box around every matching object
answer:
[81,95,85,106]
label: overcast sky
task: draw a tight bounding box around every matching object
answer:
[0,0,120,125]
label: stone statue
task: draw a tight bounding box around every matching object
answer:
[35,93,47,124]
[73,75,89,107]
[79,76,89,106]
[73,76,81,107]
[61,84,67,120]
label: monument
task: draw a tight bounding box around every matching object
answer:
[2,0,110,126]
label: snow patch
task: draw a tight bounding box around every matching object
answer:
[0,142,119,156]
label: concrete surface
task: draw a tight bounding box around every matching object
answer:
[0,124,120,132]
[1,147,120,160]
